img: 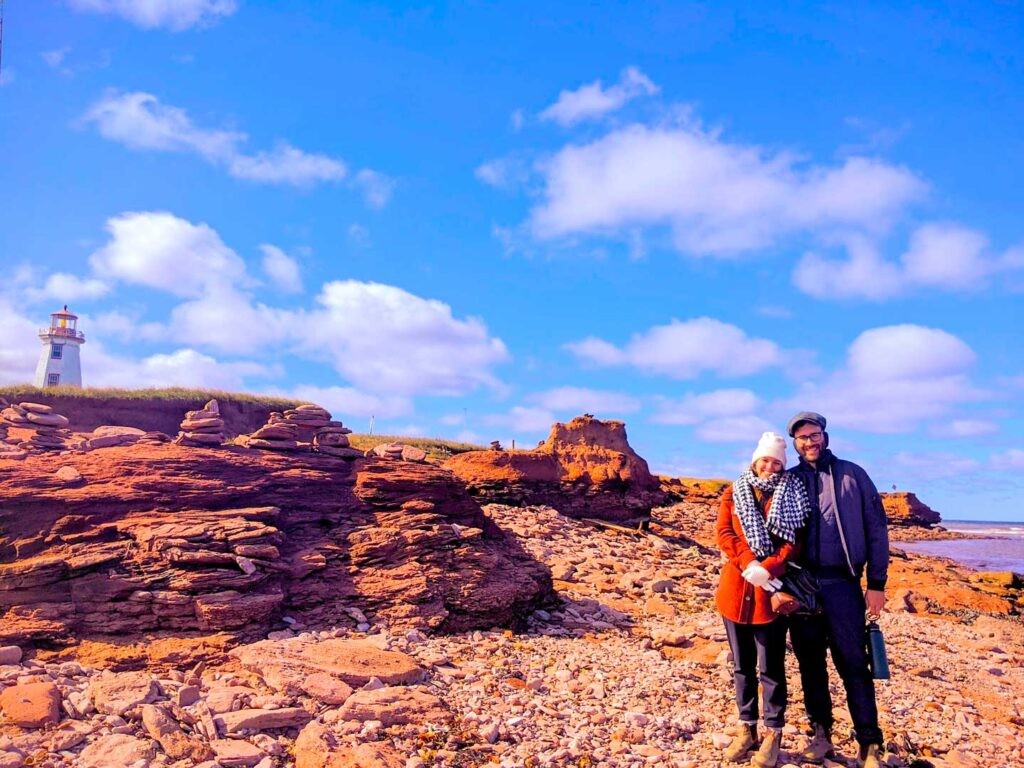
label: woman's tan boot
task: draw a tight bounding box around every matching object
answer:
[723,724,758,762]
[750,727,781,768]
[800,723,834,762]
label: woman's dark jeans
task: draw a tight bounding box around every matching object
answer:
[722,616,788,729]
[788,576,883,747]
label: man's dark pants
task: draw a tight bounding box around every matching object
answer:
[788,576,883,746]
[722,616,788,729]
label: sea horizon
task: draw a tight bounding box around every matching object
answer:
[897,520,1024,573]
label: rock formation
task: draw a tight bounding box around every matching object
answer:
[369,442,428,463]
[1,402,72,452]
[0,443,553,653]
[81,425,146,451]
[175,399,226,448]
[445,415,667,522]
[313,421,362,458]
[882,491,942,526]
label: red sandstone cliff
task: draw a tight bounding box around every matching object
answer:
[445,415,667,521]
[0,444,553,651]
[881,491,942,526]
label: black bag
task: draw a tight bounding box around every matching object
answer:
[770,563,821,616]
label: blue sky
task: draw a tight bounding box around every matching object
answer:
[1,1,1022,520]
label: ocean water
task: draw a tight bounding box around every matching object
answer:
[896,520,1024,573]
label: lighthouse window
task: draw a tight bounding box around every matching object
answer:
[51,344,64,359]
[47,374,60,386]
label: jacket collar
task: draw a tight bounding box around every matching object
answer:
[798,448,835,471]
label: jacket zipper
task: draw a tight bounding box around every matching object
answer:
[826,467,856,578]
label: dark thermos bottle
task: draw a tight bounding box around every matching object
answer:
[866,621,890,679]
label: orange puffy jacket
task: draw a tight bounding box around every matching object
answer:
[715,485,801,625]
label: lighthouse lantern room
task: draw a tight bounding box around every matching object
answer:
[34,305,85,388]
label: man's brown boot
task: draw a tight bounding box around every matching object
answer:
[800,723,833,763]
[750,728,781,768]
[857,743,883,768]
[723,725,758,762]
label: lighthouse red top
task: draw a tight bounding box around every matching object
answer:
[44,305,84,340]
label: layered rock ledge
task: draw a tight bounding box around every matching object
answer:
[0,443,553,658]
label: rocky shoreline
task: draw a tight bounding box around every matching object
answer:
[0,414,1021,767]
[0,499,1020,767]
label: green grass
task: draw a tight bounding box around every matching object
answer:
[347,433,485,461]
[0,385,306,408]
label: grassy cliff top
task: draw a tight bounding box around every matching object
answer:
[0,385,306,408]
[347,433,486,461]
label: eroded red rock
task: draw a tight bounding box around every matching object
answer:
[0,443,553,660]
[445,415,667,521]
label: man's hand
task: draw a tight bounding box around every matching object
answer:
[865,589,886,619]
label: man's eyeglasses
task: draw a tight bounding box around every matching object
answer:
[794,431,824,445]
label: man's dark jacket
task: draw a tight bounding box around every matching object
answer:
[790,449,890,591]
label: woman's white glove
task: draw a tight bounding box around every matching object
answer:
[742,562,773,589]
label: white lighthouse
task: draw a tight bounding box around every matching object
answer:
[34,306,85,388]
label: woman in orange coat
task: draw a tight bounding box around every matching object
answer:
[716,432,811,767]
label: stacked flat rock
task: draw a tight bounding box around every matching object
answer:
[247,417,301,451]
[368,441,428,463]
[0,398,8,442]
[280,404,333,440]
[175,400,226,447]
[313,421,362,458]
[2,402,72,451]
[86,425,146,450]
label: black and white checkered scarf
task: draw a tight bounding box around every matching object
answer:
[732,468,811,559]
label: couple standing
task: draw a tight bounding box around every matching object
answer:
[715,411,889,768]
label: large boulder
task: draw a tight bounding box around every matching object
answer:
[445,415,667,521]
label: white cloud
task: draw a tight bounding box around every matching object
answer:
[890,451,982,480]
[540,67,659,127]
[755,305,793,319]
[793,223,1023,301]
[567,317,786,379]
[353,170,396,208]
[529,121,926,256]
[475,157,529,190]
[0,68,15,87]
[31,272,110,301]
[846,325,975,382]
[89,211,247,297]
[928,419,999,438]
[83,90,242,159]
[901,223,992,288]
[0,300,41,384]
[528,386,641,415]
[695,415,776,444]
[82,91,371,191]
[788,325,986,433]
[794,235,904,301]
[87,347,272,390]
[305,281,510,396]
[67,0,238,31]
[228,143,347,186]
[260,245,302,293]
[484,405,556,433]
[651,388,761,425]
[510,109,525,132]
[992,449,1024,471]
[286,385,413,420]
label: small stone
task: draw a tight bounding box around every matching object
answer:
[216,707,312,734]
[0,646,23,665]
[211,739,266,767]
[54,466,83,484]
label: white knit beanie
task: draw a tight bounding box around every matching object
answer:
[751,431,787,465]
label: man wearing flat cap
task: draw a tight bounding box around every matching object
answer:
[785,411,889,768]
